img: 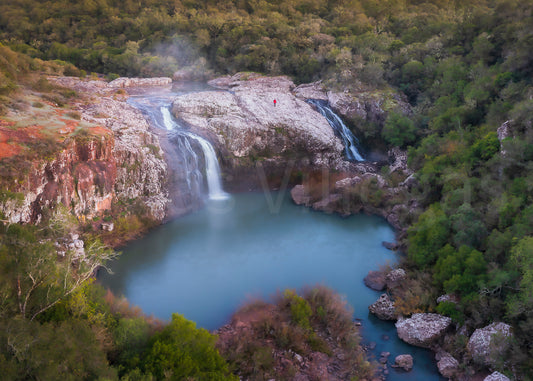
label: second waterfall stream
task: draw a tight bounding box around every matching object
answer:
[306,99,365,162]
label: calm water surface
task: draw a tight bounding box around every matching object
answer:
[99,192,443,380]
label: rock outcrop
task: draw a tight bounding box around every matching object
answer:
[290,144,417,231]
[171,73,347,186]
[484,371,511,381]
[369,293,397,321]
[436,351,460,379]
[293,81,411,138]
[363,270,387,291]
[385,268,406,289]
[393,354,413,371]
[0,77,170,225]
[497,120,512,156]
[396,313,452,348]
[108,77,172,88]
[81,95,170,221]
[0,129,117,224]
[467,322,512,367]
[437,294,459,305]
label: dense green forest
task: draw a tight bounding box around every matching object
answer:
[2,0,533,379]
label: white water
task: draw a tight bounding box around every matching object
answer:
[161,107,229,200]
[307,99,364,162]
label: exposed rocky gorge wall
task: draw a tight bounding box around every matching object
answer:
[170,73,415,223]
[0,77,171,226]
[294,80,412,147]
[171,73,350,189]
[1,73,412,230]
[0,131,117,224]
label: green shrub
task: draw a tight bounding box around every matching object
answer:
[142,313,237,380]
[382,112,417,147]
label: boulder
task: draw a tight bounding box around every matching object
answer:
[396,313,452,348]
[437,294,458,304]
[290,185,312,206]
[382,241,399,250]
[364,270,386,291]
[108,77,172,87]
[312,193,342,213]
[467,322,512,367]
[385,268,406,288]
[484,371,511,381]
[101,222,114,232]
[393,354,413,371]
[436,351,459,379]
[388,147,411,175]
[369,294,397,321]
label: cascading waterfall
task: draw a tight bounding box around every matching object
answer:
[160,107,229,200]
[307,99,364,162]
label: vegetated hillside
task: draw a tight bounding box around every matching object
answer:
[1,0,533,378]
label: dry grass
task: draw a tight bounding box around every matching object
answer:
[217,285,376,381]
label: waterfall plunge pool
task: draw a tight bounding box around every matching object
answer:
[99,192,444,380]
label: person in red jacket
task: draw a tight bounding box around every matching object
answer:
[273,99,277,107]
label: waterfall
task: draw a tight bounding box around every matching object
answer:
[160,107,229,200]
[307,99,364,162]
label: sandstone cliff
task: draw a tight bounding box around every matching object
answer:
[0,77,170,229]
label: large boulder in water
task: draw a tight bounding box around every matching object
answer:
[369,294,397,321]
[171,73,346,179]
[396,313,452,348]
[393,354,413,371]
[363,270,386,291]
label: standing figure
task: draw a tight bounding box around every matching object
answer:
[273,99,277,107]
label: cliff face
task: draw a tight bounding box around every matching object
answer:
[81,94,170,222]
[0,77,170,225]
[294,81,412,139]
[171,73,348,188]
[1,130,116,224]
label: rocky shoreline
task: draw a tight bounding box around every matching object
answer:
[364,267,513,381]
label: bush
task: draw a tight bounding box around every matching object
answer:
[142,313,237,380]
[382,112,417,147]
